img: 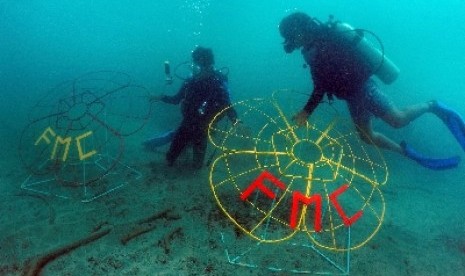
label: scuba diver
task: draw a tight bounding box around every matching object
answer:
[150,46,240,169]
[279,12,463,170]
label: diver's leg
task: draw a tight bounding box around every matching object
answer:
[347,82,403,154]
[192,131,208,169]
[357,80,432,128]
[166,126,189,166]
[355,120,403,154]
[381,102,432,128]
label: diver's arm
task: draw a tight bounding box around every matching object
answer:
[160,82,189,105]
[225,100,239,123]
[293,88,325,126]
[218,80,239,123]
[303,88,325,115]
[228,109,240,125]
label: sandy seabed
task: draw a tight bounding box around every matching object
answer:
[1,131,465,276]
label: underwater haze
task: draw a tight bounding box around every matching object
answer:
[1,0,465,275]
[2,0,464,110]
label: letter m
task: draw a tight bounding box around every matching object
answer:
[289,191,322,232]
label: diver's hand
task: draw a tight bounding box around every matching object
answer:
[292,110,309,127]
[149,94,164,103]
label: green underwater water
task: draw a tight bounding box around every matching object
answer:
[0,1,464,275]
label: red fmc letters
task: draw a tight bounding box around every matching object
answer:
[240,170,286,200]
[240,170,363,232]
[290,191,322,231]
[329,184,363,227]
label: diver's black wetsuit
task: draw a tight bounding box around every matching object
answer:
[302,26,373,115]
[161,71,237,168]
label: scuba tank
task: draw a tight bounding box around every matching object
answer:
[334,22,400,84]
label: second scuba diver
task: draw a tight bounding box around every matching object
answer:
[150,46,240,169]
[279,12,462,169]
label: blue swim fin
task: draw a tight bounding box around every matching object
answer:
[401,141,460,170]
[143,129,176,151]
[431,101,465,151]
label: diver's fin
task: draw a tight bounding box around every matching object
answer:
[400,141,460,170]
[143,129,176,151]
[431,101,465,151]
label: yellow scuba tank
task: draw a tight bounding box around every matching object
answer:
[335,22,400,84]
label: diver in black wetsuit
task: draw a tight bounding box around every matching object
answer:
[153,46,240,169]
